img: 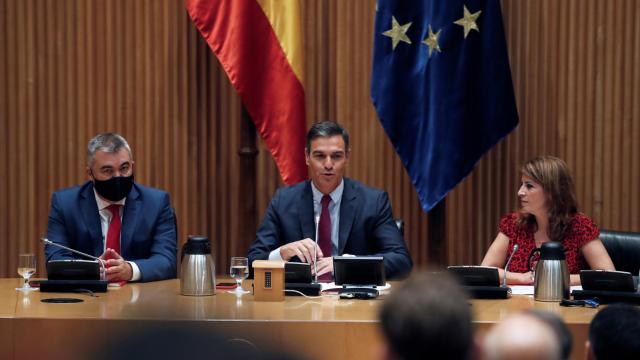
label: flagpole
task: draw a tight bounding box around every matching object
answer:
[427,198,447,265]
[238,106,258,258]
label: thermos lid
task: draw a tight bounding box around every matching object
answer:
[183,236,211,255]
[540,242,566,260]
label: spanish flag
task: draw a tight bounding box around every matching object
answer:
[185,0,307,185]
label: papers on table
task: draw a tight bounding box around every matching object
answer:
[510,285,583,295]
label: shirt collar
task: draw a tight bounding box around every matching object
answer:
[310,179,344,206]
[93,189,126,211]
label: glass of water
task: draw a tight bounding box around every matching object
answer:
[229,257,250,294]
[16,253,37,292]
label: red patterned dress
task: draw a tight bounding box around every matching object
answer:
[498,212,600,274]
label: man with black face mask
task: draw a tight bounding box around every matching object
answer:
[45,133,177,282]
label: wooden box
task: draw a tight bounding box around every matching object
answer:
[252,260,285,302]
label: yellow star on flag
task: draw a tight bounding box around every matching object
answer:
[422,25,441,57]
[382,16,412,50]
[454,5,481,38]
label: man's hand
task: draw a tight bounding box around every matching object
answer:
[313,256,333,277]
[100,248,133,282]
[279,238,323,263]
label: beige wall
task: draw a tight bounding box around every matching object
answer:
[1,0,638,277]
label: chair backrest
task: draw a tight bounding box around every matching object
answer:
[599,229,640,275]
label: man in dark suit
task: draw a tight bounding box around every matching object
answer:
[247,121,412,279]
[45,133,177,282]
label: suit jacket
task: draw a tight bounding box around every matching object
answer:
[45,181,177,282]
[247,178,412,279]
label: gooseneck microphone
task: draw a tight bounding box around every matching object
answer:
[313,215,320,284]
[42,238,100,261]
[502,244,519,288]
[41,238,107,273]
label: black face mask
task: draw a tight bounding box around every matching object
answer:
[93,174,134,202]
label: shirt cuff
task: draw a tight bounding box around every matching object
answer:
[128,261,141,281]
[268,248,284,261]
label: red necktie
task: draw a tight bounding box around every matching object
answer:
[105,204,121,259]
[318,195,332,282]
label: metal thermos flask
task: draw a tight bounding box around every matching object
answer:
[528,242,570,301]
[180,235,216,296]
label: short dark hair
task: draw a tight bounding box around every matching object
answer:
[527,310,572,360]
[305,121,349,153]
[589,304,640,360]
[380,272,473,360]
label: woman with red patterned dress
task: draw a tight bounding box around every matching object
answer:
[481,156,615,285]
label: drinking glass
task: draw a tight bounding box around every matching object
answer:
[16,253,37,292]
[229,257,250,294]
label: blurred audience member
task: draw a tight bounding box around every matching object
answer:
[379,271,474,360]
[586,304,640,360]
[526,309,572,360]
[483,311,562,360]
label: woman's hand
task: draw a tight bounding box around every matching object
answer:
[513,271,535,285]
[501,270,534,285]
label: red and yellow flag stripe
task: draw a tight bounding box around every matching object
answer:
[185,0,307,185]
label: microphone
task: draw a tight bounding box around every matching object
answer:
[313,215,320,284]
[41,238,107,278]
[42,238,100,261]
[502,244,519,287]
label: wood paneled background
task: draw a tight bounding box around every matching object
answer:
[1,0,638,277]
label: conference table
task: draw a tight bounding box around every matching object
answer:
[0,278,597,359]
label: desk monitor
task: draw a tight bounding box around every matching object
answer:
[285,262,312,284]
[580,270,637,292]
[46,259,101,280]
[447,266,500,287]
[333,256,385,286]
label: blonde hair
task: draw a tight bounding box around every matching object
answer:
[517,156,578,242]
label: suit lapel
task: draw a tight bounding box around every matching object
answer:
[80,183,104,256]
[338,179,357,254]
[120,185,140,258]
[298,181,316,239]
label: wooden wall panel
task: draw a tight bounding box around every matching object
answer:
[0,0,638,278]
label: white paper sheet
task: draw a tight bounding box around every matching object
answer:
[510,285,583,295]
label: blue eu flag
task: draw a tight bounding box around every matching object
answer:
[371,0,518,212]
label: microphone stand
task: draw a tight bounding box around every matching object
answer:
[502,244,519,288]
[41,238,107,279]
[313,215,320,284]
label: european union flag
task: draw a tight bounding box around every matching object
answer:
[371,0,518,212]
